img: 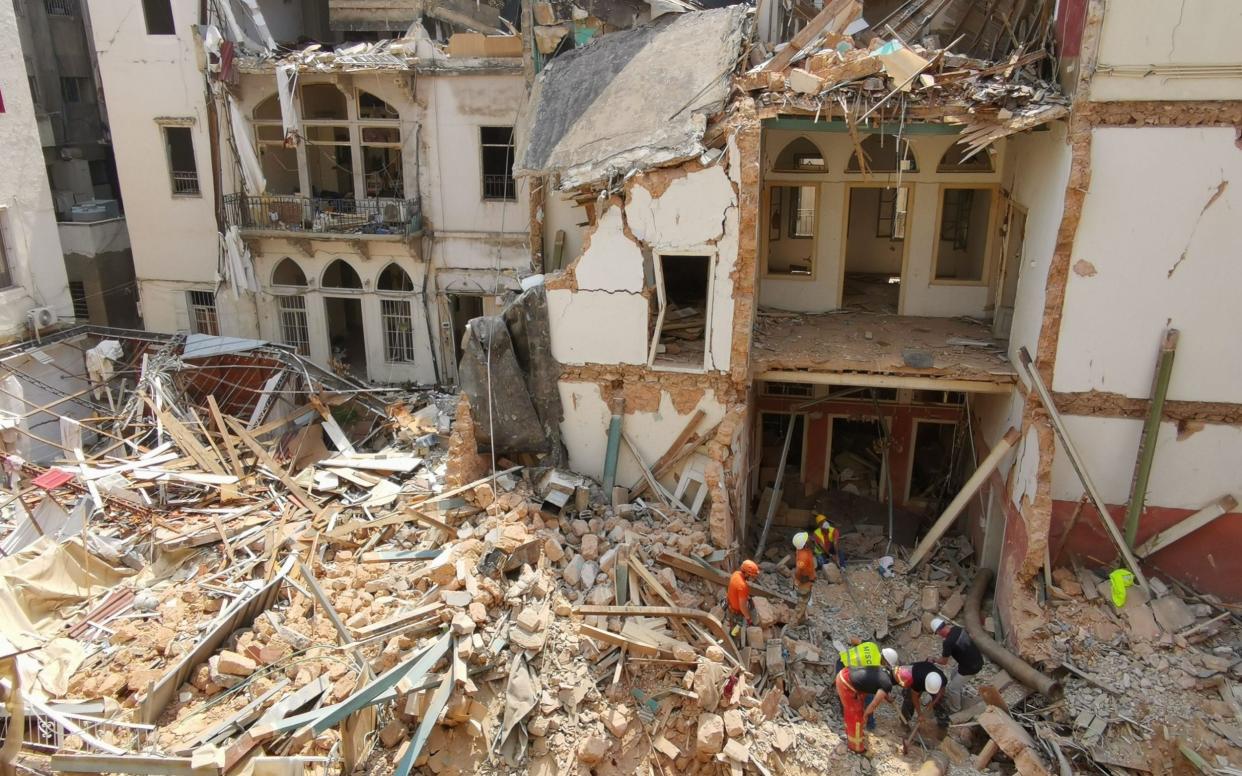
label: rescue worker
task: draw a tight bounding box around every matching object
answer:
[727,560,761,637]
[835,663,894,755]
[792,532,816,622]
[894,661,948,726]
[930,617,984,676]
[811,514,844,568]
[834,643,898,731]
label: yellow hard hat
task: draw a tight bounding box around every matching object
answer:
[815,514,828,525]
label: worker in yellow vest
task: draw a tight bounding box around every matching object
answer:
[812,514,844,568]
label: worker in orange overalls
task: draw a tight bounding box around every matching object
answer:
[811,514,844,568]
[792,532,816,623]
[727,559,760,637]
[835,663,894,755]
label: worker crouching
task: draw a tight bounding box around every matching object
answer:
[792,533,815,623]
[894,662,948,727]
[727,560,760,638]
[834,664,894,754]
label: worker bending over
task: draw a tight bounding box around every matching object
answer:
[727,560,761,638]
[792,532,816,622]
[835,664,894,754]
[894,661,947,726]
[931,617,984,676]
[834,641,898,675]
[811,514,844,568]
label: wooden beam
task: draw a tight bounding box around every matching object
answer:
[657,550,798,605]
[572,604,739,659]
[227,417,320,514]
[578,624,664,658]
[763,0,860,72]
[207,395,245,479]
[756,369,1015,394]
[1135,494,1237,559]
[1123,329,1179,546]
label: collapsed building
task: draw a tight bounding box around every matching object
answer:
[0,0,1238,774]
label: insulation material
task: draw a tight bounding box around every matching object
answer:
[84,340,123,400]
[0,537,135,640]
[228,96,267,195]
[220,226,261,298]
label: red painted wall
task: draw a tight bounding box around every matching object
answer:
[1050,500,1242,602]
[1056,0,1088,56]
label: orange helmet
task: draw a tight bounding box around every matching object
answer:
[741,560,760,578]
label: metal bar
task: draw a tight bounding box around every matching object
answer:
[1123,329,1178,547]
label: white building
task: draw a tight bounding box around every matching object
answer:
[0,0,73,342]
[87,0,530,384]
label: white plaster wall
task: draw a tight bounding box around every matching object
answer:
[88,0,220,335]
[0,0,73,341]
[541,189,589,271]
[558,380,727,489]
[1051,415,1242,511]
[569,207,643,292]
[1002,122,1071,365]
[1090,0,1242,102]
[969,389,1027,509]
[1053,127,1242,403]
[757,129,1005,317]
[417,72,528,235]
[547,288,649,365]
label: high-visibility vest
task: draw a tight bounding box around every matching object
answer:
[814,524,839,554]
[839,641,881,668]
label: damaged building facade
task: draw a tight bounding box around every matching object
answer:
[88,0,531,384]
[519,0,1242,645]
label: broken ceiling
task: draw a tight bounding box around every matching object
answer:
[513,5,748,189]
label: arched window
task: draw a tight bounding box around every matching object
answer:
[938,143,993,172]
[301,84,348,120]
[322,259,362,290]
[846,135,918,174]
[359,91,399,120]
[773,136,826,172]
[253,95,281,120]
[272,258,307,286]
[377,263,414,292]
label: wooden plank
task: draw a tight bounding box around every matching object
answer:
[49,755,207,775]
[207,395,245,479]
[627,411,706,499]
[657,550,797,605]
[578,624,664,658]
[227,417,320,513]
[1135,494,1237,558]
[572,605,739,659]
[763,0,860,72]
[146,398,226,475]
[627,555,692,641]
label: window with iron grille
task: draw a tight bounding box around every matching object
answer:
[480,126,516,201]
[44,0,79,16]
[381,299,415,363]
[278,295,309,355]
[162,125,200,196]
[70,281,89,320]
[187,290,218,335]
[763,382,814,398]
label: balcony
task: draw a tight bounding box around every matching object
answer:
[223,194,422,236]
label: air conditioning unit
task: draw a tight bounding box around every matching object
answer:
[27,307,57,330]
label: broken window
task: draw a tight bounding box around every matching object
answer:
[651,254,711,370]
[322,259,362,290]
[773,136,826,172]
[187,290,218,335]
[272,258,307,287]
[846,135,917,174]
[301,84,348,120]
[278,295,309,355]
[362,126,403,198]
[162,126,200,196]
[377,263,414,292]
[60,77,87,103]
[938,143,993,173]
[381,299,416,363]
[908,420,958,504]
[141,0,175,35]
[69,281,89,320]
[480,126,516,201]
[912,389,965,405]
[935,187,994,282]
[359,91,398,119]
[764,185,816,276]
[875,187,908,240]
[763,382,814,398]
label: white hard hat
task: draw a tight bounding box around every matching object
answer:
[925,672,943,695]
[793,532,809,549]
[882,648,898,667]
[930,617,947,633]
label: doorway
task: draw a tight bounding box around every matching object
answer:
[842,186,908,313]
[829,417,886,501]
[993,203,1027,338]
[447,294,485,369]
[324,297,367,378]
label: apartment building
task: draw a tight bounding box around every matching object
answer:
[512,0,1242,636]
[0,0,73,342]
[88,0,530,384]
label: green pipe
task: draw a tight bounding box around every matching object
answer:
[601,396,625,494]
[1123,329,1179,547]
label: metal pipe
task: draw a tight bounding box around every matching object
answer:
[1123,329,1179,546]
[600,396,625,494]
[965,568,1061,699]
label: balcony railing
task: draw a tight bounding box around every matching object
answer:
[223,194,422,236]
[171,172,201,196]
[44,0,78,15]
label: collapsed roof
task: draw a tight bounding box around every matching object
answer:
[512,5,749,189]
